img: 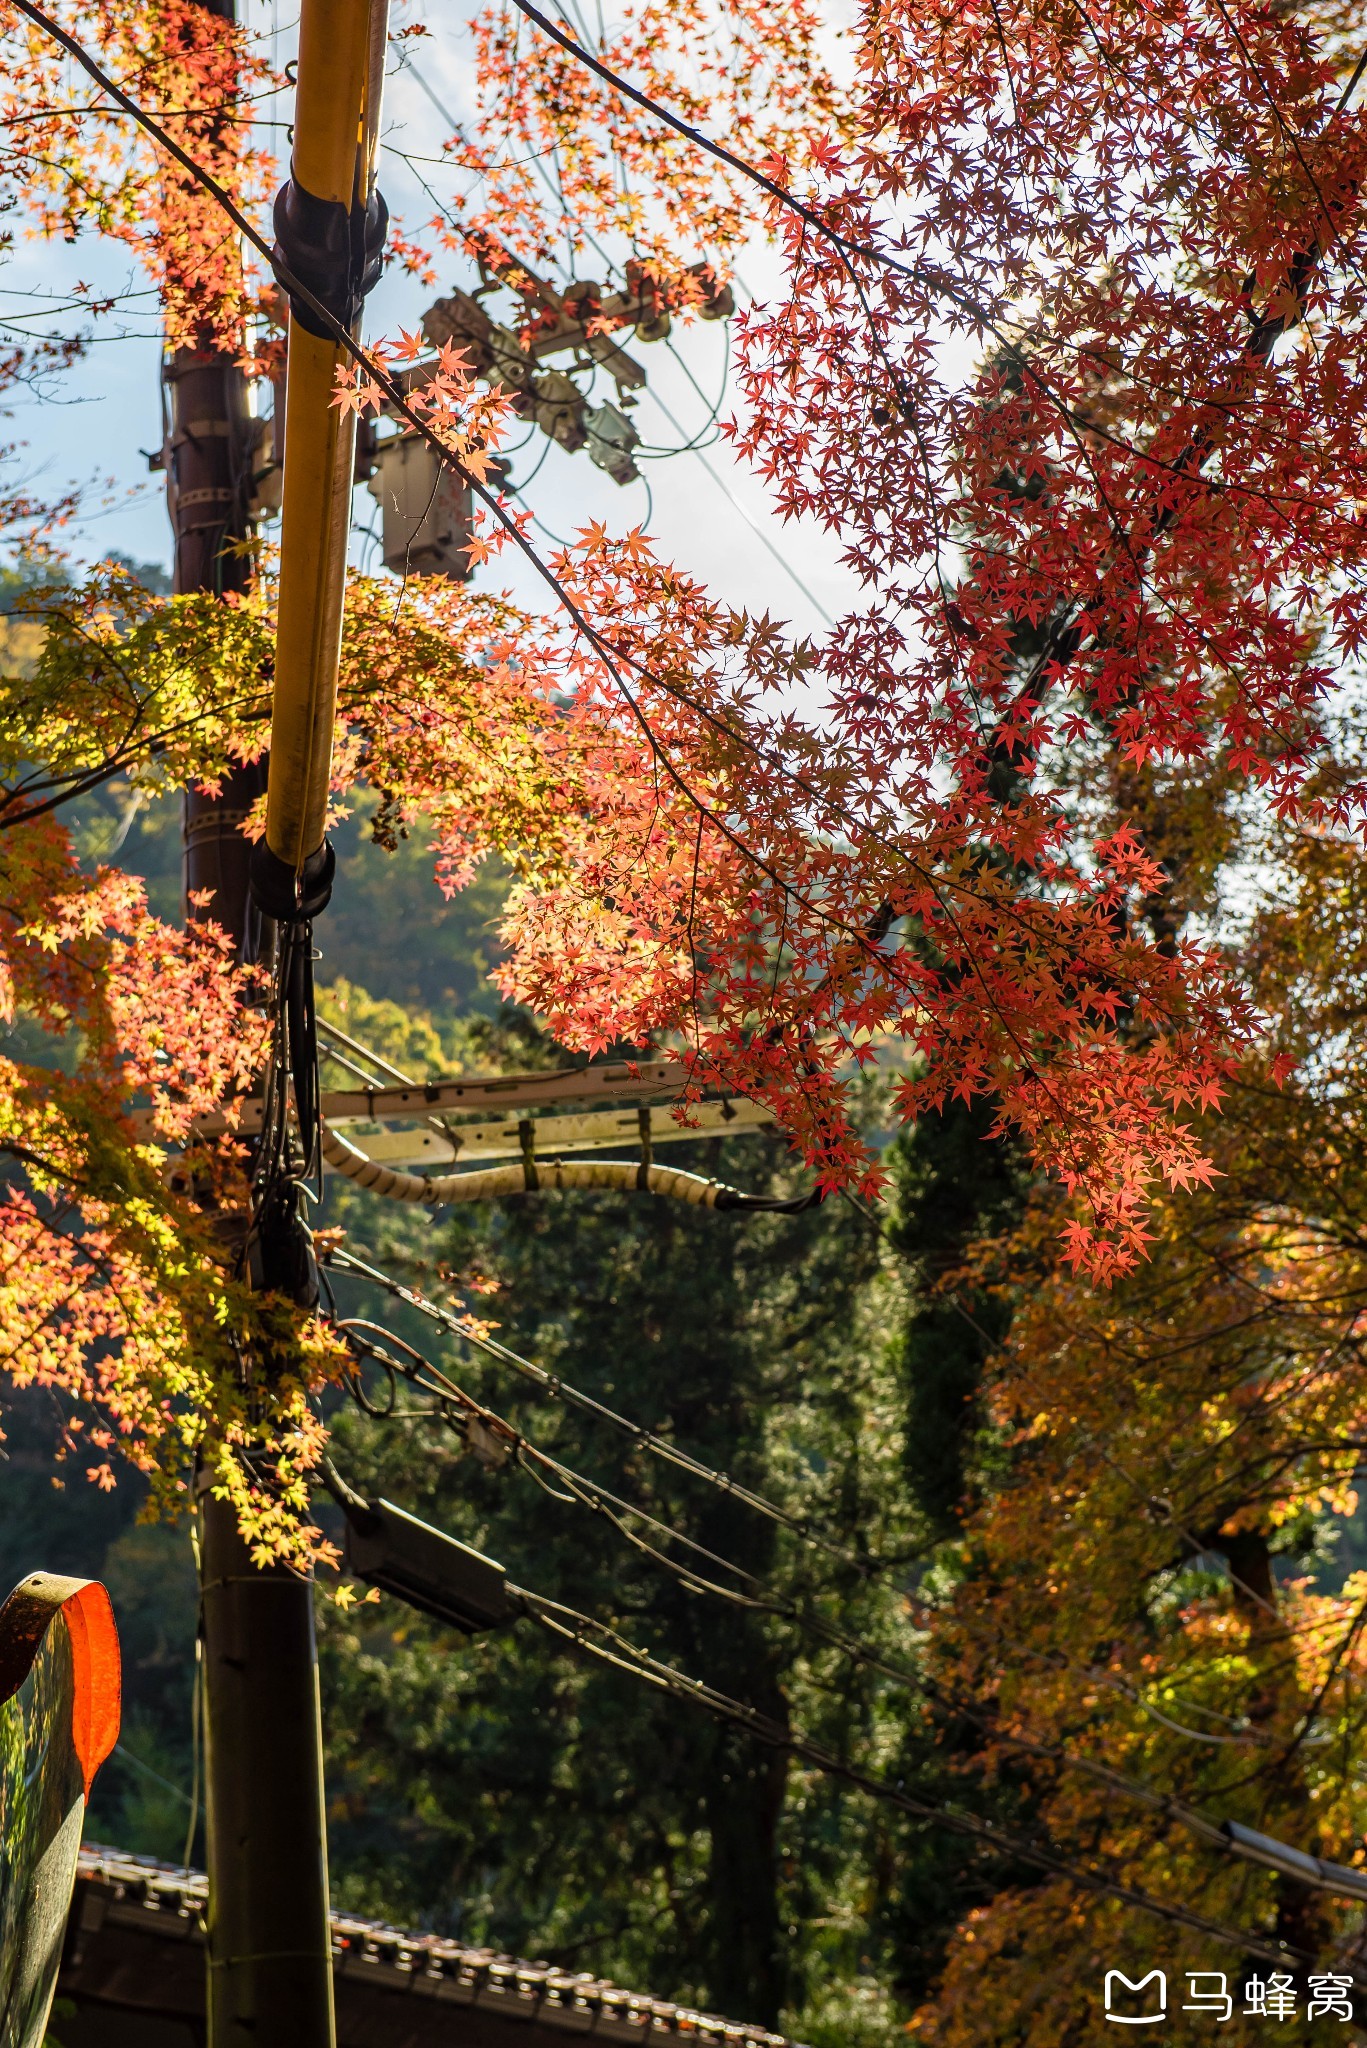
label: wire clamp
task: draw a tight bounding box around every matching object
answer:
[272,177,388,339]
[249,837,335,923]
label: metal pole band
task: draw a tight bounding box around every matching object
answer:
[249,836,335,921]
[271,178,388,339]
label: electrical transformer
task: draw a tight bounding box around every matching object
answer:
[585,401,641,485]
[366,431,474,580]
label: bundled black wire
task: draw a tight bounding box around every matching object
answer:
[508,1589,1333,1976]
[325,1244,880,1572]
[333,1318,923,1684]
[248,917,323,1307]
[319,1400,1338,1978]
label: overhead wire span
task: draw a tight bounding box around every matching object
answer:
[320,1119,819,1211]
[20,0,1361,669]
[642,383,835,626]
[507,1586,1344,1977]
[334,1321,913,1662]
[323,1423,1367,1941]
[319,1038,385,1087]
[323,1244,880,1574]
[316,1015,414,1086]
[334,1317,1352,1897]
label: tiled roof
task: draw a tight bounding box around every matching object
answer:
[69,1846,802,2048]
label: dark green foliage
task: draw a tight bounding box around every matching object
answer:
[0,1391,199,1863]
[319,1138,908,2030]
[883,1101,1031,1541]
[856,1103,1042,2009]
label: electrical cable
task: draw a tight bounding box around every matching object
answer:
[337,1335,1367,1926]
[642,382,835,626]
[323,1243,879,1573]
[504,0,1367,417]
[337,1320,405,1418]
[114,1742,197,1811]
[320,1040,386,1086]
[634,335,729,459]
[506,436,553,496]
[337,1321,883,1635]
[320,1118,819,1211]
[507,1585,1341,1977]
[636,428,724,460]
[245,917,322,1303]
[20,0,1355,762]
[11,0,1194,1048]
[316,1015,413,1086]
[281,919,321,1180]
[332,1314,1367,1911]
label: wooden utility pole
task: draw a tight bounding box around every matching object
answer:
[168,6,336,2042]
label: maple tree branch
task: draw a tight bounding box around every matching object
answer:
[0,686,269,832]
[0,1138,95,1191]
[3,0,1289,1249]
[12,0,1082,1139]
[506,0,1366,519]
[492,0,1367,935]
[1208,0,1366,291]
[983,179,1364,780]
[4,2,867,922]
[0,0,1300,956]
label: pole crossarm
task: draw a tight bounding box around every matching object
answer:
[316,1093,776,1171]
[133,1055,787,1194]
[133,1057,735,1139]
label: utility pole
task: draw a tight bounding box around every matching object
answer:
[167,4,335,2043]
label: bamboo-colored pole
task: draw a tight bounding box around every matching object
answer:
[263,0,384,879]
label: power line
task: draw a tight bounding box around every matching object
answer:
[635,336,728,458]
[335,1318,914,1668]
[11,0,1100,1045]
[321,1434,1353,1958]
[114,1741,201,1813]
[642,382,835,627]
[509,1585,1339,1978]
[336,1314,1367,1918]
[323,1460,1365,1953]
[319,1039,385,1087]
[316,1016,414,1087]
[324,1244,883,1574]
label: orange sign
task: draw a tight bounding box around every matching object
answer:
[0,1573,121,2048]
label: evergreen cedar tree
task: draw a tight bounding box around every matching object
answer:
[1,0,1367,2038]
